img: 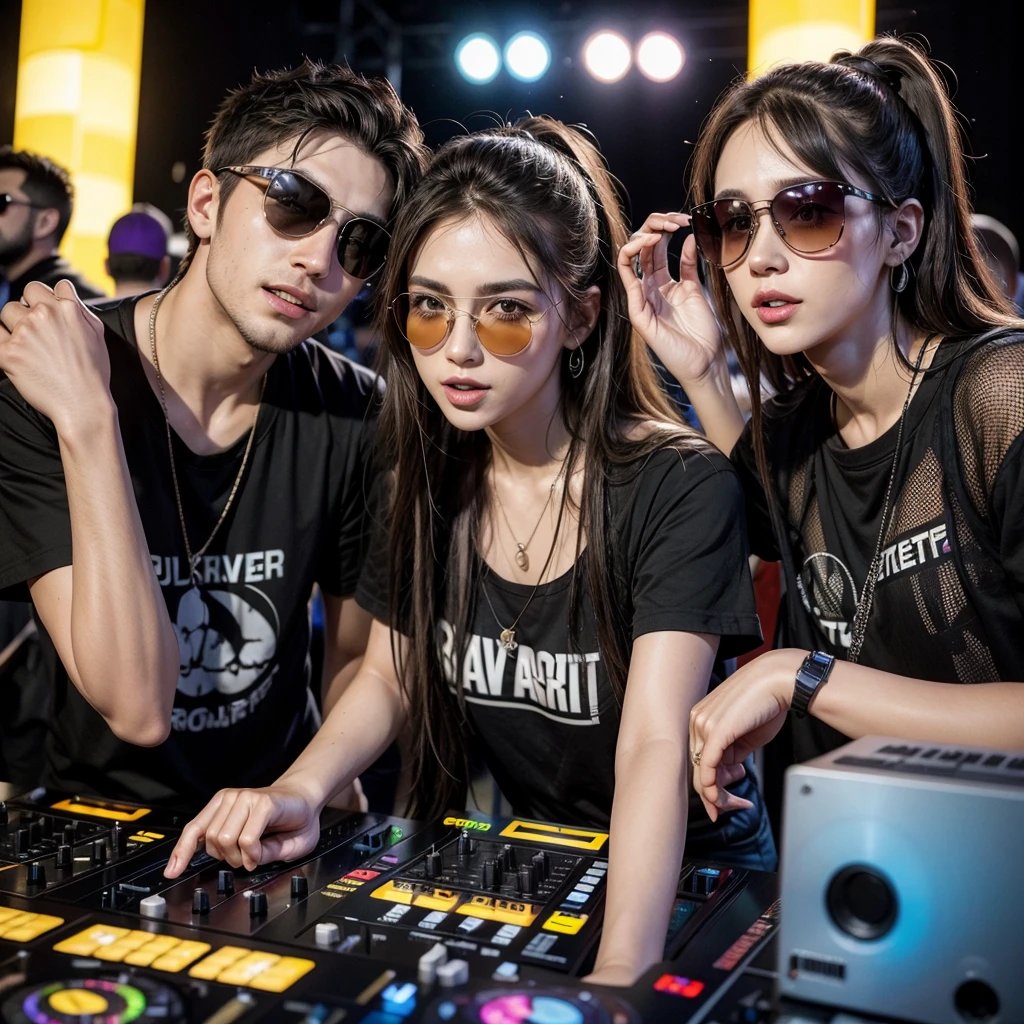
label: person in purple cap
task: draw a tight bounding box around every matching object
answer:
[105,206,172,298]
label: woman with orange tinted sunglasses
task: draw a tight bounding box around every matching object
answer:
[166,115,775,986]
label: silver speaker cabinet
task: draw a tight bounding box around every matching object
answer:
[778,735,1024,1024]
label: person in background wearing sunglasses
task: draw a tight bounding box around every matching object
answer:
[0,146,105,307]
[164,116,776,984]
[620,37,1024,825]
[0,60,427,806]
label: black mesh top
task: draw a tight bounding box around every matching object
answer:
[732,331,1024,762]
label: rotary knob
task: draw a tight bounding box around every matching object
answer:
[111,824,128,856]
[315,921,340,947]
[290,875,309,900]
[139,894,168,919]
[457,830,474,857]
[217,869,234,893]
[502,844,517,871]
[531,851,549,882]
[55,845,73,870]
[14,829,29,856]
[249,892,268,917]
[26,862,46,887]
[91,839,107,865]
[517,864,535,895]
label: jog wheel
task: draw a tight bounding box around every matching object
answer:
[426,987,638,1024]
[2,975,185,1024]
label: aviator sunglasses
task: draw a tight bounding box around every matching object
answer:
[392,292,562,356]
[689,179,894,268]
[217,166,391,279]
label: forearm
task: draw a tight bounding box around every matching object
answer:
[277,662,406,809]
[770,649,1024,748]
[322,654,364,717]
[594,739,688,975]
[671,353,745,455]
[57,404,177,742]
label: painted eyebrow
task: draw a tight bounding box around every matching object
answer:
[407,276,542,296]
[714,176,825,201]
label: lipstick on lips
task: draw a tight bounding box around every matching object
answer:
[753,289,801,325]
[442,377,490,407]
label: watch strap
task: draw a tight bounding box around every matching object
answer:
[791,650,835,718]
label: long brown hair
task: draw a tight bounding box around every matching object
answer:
[373,116,703,817]
[689,36,1020,502]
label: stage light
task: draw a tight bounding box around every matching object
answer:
[748,0,873,75]
[636,31,685,83]
[582,31,632,83]
[504,31,551,83]
[455,33,501,84]
[14,0,146,293]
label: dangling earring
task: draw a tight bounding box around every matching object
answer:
[890,261,909,294]
[568,344,585,379]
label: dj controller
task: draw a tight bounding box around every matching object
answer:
[0,793,783,1024]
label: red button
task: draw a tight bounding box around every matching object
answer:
[345,869,381,881]
[654,974,705,998]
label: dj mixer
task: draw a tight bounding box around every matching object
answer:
[0,793,781,1024]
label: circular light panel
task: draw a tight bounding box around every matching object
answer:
[455,33,501,84]
[582,31,632,83]
[504,31,551,83]
[636,31,685,82]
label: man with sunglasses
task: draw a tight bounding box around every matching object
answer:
[0,61,427,807]
[0,147,104,308]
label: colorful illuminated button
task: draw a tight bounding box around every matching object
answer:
[542,911,589,936]
[149,939,212,973]
[456,897,538,927]
[48,989,110,1014]
[247,955,316,993]
[370,880,415,905]
[653,973,705,998]
[412,888,460,913]
[498,820,608,851]
[216,951,281,986]
[93,930,155,961]
[188,945,250,980]
[346,869,381,881]
[53,925,129,956]
[0,910,64,942]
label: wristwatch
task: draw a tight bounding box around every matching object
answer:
[791,650,835,718]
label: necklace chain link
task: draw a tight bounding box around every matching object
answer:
[148,287,266,588]
[846,337,931,663]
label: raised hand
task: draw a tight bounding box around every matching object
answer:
[0,280,113,437]
[617,213,726,387]
[164,780,323,877]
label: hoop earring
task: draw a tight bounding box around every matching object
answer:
[890,261,909,294]
[568,345,585,379]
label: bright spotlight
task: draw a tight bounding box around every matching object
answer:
[504,31,551,83]
[455,33,501,84]
[636,31,685,82]
[582,31,632,83]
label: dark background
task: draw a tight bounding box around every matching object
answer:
[1,0,1021,247]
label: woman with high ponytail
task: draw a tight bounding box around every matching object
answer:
[166,115,774,984]
[620,37,1024,819]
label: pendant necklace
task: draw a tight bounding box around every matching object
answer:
[482,463,569,651]
[148,287,266,597]
[490,460,566,572]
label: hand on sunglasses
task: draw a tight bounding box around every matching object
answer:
[218,166,391,279]
[617,212,726,388]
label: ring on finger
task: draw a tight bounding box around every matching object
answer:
[691,748,702,766]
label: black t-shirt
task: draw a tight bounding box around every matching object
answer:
[357,447,768,851]
[732,334,1024,763]
[0,296,377,805]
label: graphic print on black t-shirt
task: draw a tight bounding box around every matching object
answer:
[357,447,766,841]
[439,618,601,725]
[798,515,953,651]
[153,551,285,728]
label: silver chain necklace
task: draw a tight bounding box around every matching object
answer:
[148,287,266,589]
[846,337,930,663]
